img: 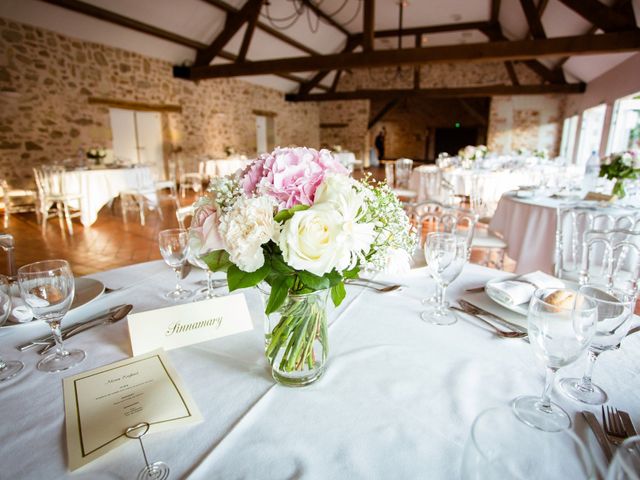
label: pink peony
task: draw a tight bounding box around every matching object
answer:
[241,147,348,209]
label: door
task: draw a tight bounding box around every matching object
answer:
[109,108,137,164]
[256,115,267,154]
[135,111,164,178]
[434,127,478,157]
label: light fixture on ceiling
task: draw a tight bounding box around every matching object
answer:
[369,0,412,83]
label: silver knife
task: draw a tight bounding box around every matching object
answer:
[582,411,613,463]
[458,299,528,334]
[17,304,130,351]
[619,411,637,436]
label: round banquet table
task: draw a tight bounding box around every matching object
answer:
[202,158,251,178]
[0,261,638,479]
[61,167,156,227]
[489,192,639,275]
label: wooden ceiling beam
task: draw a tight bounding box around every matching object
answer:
[363,0,375,52]
[353,21,491,41]
[286,83,586,102]
[299,0,351,36]
[200,0,320,56]
[175,31,640,80]
[556,0,637,33]
[368,97,401,129]
[519,0,546,38]
[330,70,343,92]
[490,0,502,23]
[237,0,262,62]
[195,0,264,66]
[504,61,520,85]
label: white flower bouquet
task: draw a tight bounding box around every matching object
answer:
[87,148,107,160]
[458,144,489,161]
[190,147,415,384]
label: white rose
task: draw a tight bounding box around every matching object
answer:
[621,153,632,167]
[313,174,354,204]
[218,196,277,272]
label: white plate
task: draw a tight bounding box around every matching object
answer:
[485,275,576,316]
[2,278,104,327]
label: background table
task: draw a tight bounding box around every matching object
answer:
[61,167,155,226]
[489,192,639,274]
[201,158,251,178]
[0,261,638,478]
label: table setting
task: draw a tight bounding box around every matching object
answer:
[0,147,639,479]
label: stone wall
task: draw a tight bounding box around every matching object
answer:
[0,18,320,187]
[318,100,369,161]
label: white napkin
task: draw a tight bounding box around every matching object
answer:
[486,271,564,305]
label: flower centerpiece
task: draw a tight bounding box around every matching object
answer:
[190,147,415,386]
[600,150,640,198]
[458,145,489,168]
[87,147,107,165]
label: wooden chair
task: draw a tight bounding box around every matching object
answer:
[33,166,82,235]
[0,179,39,228]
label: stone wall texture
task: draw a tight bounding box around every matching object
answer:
[0,18,319,187]
[319,100,369,161]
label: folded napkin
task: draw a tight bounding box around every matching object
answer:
[486,271,564,305]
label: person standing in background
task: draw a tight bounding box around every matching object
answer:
[375,127,386,160]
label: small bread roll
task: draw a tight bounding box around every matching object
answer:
[543,289,575,310]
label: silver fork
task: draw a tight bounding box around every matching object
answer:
[602,406,628,445]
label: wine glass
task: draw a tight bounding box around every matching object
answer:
[158,229,193,301]
[461,406,595,479]
[420,232,467,326]
[188,226,218,302]
[0,274,24,382]
[17,260,85,373]
[560,285,635,405]
[513,287,597,432]
[607,435,640,480]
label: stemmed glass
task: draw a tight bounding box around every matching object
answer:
[0,274,24,381]
[420,232,467,326]
[513,287,597,432]
[188,227,218,301]
[607,435,640,480]
[158,229,193,301]
[18,260,85,373]
[560,285,635,405]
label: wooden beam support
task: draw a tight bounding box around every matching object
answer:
[504,61,520,85]
[237,0,262,62]
[519,0,546,38]
[368,97,401,129]
[88,97,182,113]
[490,0,502,23]
[363,0,375,52]
[331,70,343,92]
[320,123,348,128]
[195,0,264,66]
[414,35,421,89]
[353,21,491,41]
[40,0,206,50]
[556,0,636,32]
[299,0,351,36]
[176,31,640,80]
[200,0,320,56]
[457,99,488,126]
[286,83,586,102]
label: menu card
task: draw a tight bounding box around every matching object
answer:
[63,350,202,471]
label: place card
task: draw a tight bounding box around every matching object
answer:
[63,349,202,471]
[127,294,254,356]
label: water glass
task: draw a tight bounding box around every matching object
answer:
[607,435,640,480]
[18,260,85,373]
[560,285,635,405]
[420,232,467,326]
[188,227,218,301]
[461,406,595,479]
[513,288,597,431]
[158,229,193,301]
[0,275,24,382]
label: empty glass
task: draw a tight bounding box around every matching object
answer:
[607,435,640,480]
[158,229,193,301]
[0,274,24,382]
[420,233,467,326]
[18,260,85,372]
[560,285,635,405]
[513,288,597,431]
[461,406,595,479]
[188,227,218,301]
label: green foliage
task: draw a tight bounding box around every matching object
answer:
[201,250,232,272]
[227,263,270,291]
[330,282,346,307]
[273,204,309,223]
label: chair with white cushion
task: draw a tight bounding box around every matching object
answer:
[119,168,164,226]
[1,179,39,227]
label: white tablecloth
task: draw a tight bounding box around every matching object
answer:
[62,167,156,226]
[202,158,251,178]
[489,192,639,274]
[0,261,638,479]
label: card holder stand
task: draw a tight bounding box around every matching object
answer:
[125,422,170,480]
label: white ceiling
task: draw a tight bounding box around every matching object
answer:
[0,0,638,92]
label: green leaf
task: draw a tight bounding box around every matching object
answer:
[201,250,232,272]
[297,270,330,290]
[273,204,310,223]
[227,262,270,291]
[265,275,294,314]
[271,255,294,274]
[331,282,346,307]
[325,270,343,287]
[343,266,360,279]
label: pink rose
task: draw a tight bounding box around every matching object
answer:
[241,156,266,195]
[201,210,225,252]
[191,204,216,228]
[247,147,348,209]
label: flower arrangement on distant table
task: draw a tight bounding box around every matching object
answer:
[458,145,489,168]
[86,148,107,164]
[600,150,640,198]
[189,146,416,385]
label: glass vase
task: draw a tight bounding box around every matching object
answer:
[261,286,329,387]
[612,179,626,198]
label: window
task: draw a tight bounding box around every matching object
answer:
[575,104,606,165]
[559,115,578,163]
[606,92,640,154]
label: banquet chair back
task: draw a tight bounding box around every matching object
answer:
[555,206,638,280]
[414,202,477,249]
[580,229,640,295]
[395,158,413,190]
[415,166,442,203]
[176,205,194,230]
[0,179,39,228]
[32,166,81,234]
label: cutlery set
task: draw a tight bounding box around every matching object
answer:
[583,407,637,464]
